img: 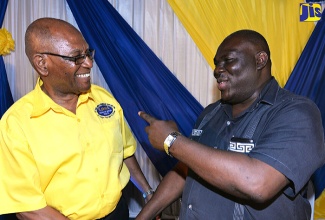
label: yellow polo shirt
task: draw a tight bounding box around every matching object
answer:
[0,78,136,219]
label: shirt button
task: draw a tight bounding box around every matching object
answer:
[188,204,192,210]
[227,121,231,126]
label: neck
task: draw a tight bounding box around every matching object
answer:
[41,85,79,114]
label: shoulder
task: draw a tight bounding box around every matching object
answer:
[195,101,222,124]
[90,84,114,98]
[1,91,35,124]
[263,88,323,135]
[90,85,120,105]
[275,88,320,115]
[203,100,222,113]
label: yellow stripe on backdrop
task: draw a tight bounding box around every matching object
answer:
[167,0,315,87]
[315,189,325,219]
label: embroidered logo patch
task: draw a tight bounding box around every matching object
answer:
[192,129,203,136]
[229,138,255,154]
[95,103,115,118]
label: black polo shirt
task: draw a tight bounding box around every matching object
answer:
[179,78,325,220]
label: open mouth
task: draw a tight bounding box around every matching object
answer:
[76,73,90,78]
[217,76,228,84]
[217,78,229,90]
[216,72,228,84]
[217,78,225,84]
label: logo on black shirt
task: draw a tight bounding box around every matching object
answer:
[229,137,255,153]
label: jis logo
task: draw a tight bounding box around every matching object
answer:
[300,3,322,22]
[95,103,115,118]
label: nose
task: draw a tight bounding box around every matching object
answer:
[82,56,94,68]
[214,64,225,79]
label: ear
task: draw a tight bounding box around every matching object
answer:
[256,51,268,70]
[33,54,49,77]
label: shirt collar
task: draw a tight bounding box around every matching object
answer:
[31,77,94,117]
[222,77,280,118]
[244,77,280,113]
[257,77,279,106]
[243,77,279,115]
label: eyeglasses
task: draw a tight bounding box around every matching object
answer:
[40,49,95,65]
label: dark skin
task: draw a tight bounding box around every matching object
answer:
[136,34,289,220]
[31,22,92,114]
[17,18,153,220]
[214,37,269,117]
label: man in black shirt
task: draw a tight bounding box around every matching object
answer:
[136,29,325,220]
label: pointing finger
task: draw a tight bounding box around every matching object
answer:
[138,111,157,124]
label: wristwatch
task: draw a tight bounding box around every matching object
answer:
[142,188,155,199]
[163,131,182,157]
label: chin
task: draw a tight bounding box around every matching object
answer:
[80,85,91,93]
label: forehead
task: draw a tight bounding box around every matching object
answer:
[36,22,88,53]
[53,32,88,51]
[215,36,255,58]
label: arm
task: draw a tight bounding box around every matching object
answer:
[124,155,153,201]
[170,136,288,202]
[16,206,69,220]
[0,119,67,217]
[136,162,187,220]
[139,111,289,203]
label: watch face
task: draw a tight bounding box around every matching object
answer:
[165,135,174,146]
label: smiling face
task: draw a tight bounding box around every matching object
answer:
[26,18,94,99]
[43,28,93,96]
[213,31,271,108]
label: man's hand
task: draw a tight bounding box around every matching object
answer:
[138,111,179,151]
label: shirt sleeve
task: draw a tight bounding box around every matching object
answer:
[0,115,46,214]
[249,98,325,197]
[118,108,136,159]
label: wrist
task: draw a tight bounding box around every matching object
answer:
[142,188,155,199]
[163,131,182,157]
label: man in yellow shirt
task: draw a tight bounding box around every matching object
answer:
[0,17,153,220]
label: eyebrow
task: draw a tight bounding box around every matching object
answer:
[69,47,90,55]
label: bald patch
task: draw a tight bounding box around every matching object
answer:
[223,30,270,57]
[25,17,81,61]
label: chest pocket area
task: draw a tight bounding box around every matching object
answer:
[229,137,255,154]
[88,111,123,154]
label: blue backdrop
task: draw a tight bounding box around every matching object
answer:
[66,0,203,176]
[0,0,14,118]
[285,12,325,199]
